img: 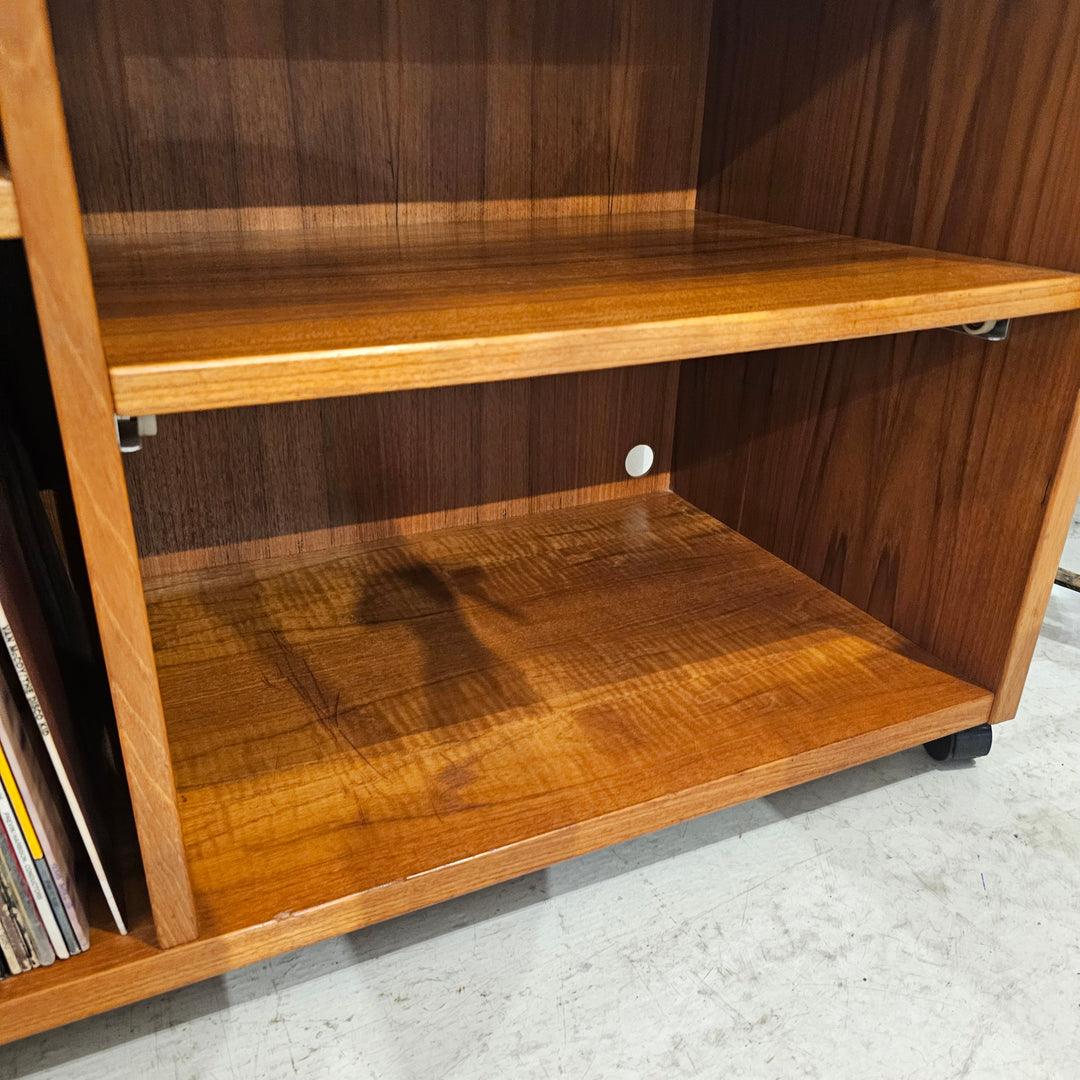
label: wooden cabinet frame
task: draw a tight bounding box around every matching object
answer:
[2,0,1079,1041]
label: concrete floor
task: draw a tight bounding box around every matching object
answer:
[3,521,1080,1079]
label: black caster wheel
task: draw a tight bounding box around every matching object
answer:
[924,723,992,762]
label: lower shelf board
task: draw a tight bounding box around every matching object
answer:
[0,493,992,1040]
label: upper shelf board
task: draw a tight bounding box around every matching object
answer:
[87,211,1080,415]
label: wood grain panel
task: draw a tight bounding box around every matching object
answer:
[685,0,1080,720]
[124,364,680,576]
[675,324,1078,696]
[149,494,987,943]
[87,212,1080,415]
[46,0,713,235]
[0,0,197,945]
[0,492,990,1042]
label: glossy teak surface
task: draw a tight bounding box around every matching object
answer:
[687,0,1080,722]
[0,493,990,1040]
[155,493,989,938]
[49,0,714,235]
[90,212,1080,414]
[3,0,1076,1045]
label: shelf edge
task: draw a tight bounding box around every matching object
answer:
[0,690,989,1043]
[107,279,1080,415]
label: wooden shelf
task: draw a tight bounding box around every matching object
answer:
[87,211,1080,415]
[0,165,19,239]
[0,494,991,1038]
[2,0,1077,1050]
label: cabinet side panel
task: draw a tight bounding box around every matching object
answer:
[0,0,197,942]
[125,364,681,577]
[684,0,1080,720]
[46,0,714,235]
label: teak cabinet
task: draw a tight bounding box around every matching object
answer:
[2,0,1080,1042]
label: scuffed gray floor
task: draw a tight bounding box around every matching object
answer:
[3,521,1080,1079]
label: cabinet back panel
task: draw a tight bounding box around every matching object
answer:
[125,363,680,577]
[47,0,713,235]
[684,0,1080,717]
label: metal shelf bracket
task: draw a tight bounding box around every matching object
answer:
[114,415,158,453]
[943,319,1011,341]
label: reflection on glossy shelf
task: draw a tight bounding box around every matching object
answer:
[0,493,992,1040]
[87,211,1080,414]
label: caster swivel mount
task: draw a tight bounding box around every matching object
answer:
[924,723,993,762]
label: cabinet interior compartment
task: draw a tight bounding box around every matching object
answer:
[3,0,1080,1043]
